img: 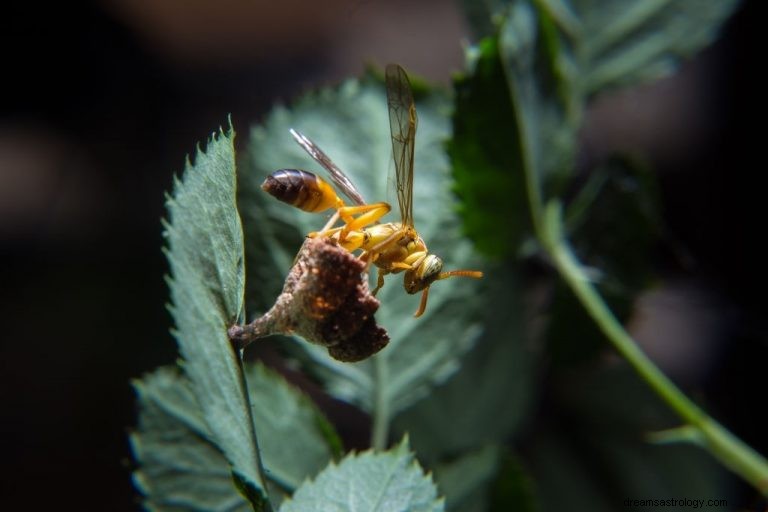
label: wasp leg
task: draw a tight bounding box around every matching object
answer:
[371,267,387,296]
[311,202,389,238]
[414,287,430,318]
[337,202,390,238]
[314,210,340,235]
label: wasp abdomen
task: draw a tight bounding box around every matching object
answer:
[262,169,338,213]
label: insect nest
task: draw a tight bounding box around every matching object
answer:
[228,237,389,362]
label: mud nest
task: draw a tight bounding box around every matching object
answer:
[228,237,389,362]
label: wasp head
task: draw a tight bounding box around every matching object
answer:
[404,254,444,294]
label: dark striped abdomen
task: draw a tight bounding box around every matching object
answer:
[261,169,338,213]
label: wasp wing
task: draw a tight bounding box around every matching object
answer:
[385,64,417,228]
[289,128,366,206]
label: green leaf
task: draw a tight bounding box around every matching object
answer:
[487,451,539,512]
[499,0,581,188]
[452,0,739,258]
[393,265,534,460]
[279,438,444,512]
[163,126,267,505]
[547,156,661,367]
[570,0,741,94]
[450,1,581,258]
[247,364,342,491]
[567,156,660,298]
[525,366,727,512]
[449,38,531,257]
[131,363,340,510]
[238,75,484,419]
[432,445,502,512]
[131,366,253,512]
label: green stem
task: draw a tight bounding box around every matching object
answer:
[539,201,768,496]
[371,354,390,450]
[236,355,274,511]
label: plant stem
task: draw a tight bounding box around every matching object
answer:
[371,354,390,450]
[539,201,768,495]
[236,355,274,511]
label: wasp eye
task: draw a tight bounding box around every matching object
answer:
[421,255,443,281]
[404,255,444,294]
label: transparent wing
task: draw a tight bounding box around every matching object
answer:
[385,64,417,228]
[290,128,366,206]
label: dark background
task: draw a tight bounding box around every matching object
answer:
[1,1,764,509]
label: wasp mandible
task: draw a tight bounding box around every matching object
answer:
[262,64,483,317]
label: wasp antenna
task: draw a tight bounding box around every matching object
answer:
[413,287,430,318]
[438,269,484,280]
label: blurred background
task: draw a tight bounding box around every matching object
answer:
[1,0,764,509]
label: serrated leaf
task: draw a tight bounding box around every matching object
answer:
[163,126,266,504]
[238,75,483,418]
[279,438,444,512]
[132,363,340,510]
[131,367,253,512]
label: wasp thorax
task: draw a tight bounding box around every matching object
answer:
[404,254,444,294]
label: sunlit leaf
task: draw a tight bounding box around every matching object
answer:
[279,438,444,512]
[238,73,484,418]
[163,125,268,505]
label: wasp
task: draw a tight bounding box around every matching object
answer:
[262,64,483,317]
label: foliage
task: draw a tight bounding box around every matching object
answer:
[130,1,766,511]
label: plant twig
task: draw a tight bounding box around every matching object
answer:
[538,200,768,495]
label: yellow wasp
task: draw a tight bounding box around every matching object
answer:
[262,64,483,317]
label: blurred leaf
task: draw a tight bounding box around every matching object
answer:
[132,363,340,510]
[433,445,502,512]
[570,0,741,94]
[450,1,581,258]
[463,0,740,94]
[567,156,661,298]
[449,38,531,257]
[452,0,739,258]
[279,438,443,512]
[549,156,661,367]
[394,265,534,460]
[488,451,539,512]
[526,365,728,512]
[499,0,581,187]
[238,74,484,417]
[163,125,268,505]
